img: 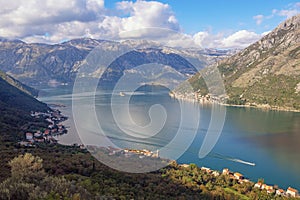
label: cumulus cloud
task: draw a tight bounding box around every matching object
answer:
[0,0,275,49]
[193,30,263,49]
[0,0,105,41]
[102,1,179,39]
[221,30,262,49]
[0,0,180,44]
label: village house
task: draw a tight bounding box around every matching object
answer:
[34,131,42,137]
[286,187,299,197]
[25,132,34,141]
[179,164,190,168]
[222,168,230,175]
[212,171,220,177]
[201,167,212,173]
[254,182,263,189]
[239,178,250,184]
[276,189,286,196]
[44,129,50,135]
[233,172,244,180]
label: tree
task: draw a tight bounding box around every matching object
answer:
[0,153,92,200]
[8,153,46,184]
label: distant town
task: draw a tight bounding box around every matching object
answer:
[87,145,160,159]
[18,109,68,147]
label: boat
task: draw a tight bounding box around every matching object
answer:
[119,92,125,96]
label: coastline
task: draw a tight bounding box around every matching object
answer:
[170,93,300,113]
[87,145,300,195]
[36,89,300,194]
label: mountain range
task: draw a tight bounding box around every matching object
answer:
[0,38,235,86]
[188,14,300,111]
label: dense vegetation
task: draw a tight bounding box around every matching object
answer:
[0,73,49,142]
[0,143,298,200]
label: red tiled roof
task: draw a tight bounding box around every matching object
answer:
[234,172,243,177]
[287,187,298,193]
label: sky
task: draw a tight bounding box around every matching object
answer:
[0,0,299,49]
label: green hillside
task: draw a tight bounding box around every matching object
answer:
[0,71,49,142]
[188,14,300,111]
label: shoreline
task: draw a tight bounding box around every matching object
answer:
[83,145,300,194]
[171,94,300,113]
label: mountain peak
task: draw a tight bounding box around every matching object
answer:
[277,14,300,30]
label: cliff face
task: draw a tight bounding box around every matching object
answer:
[190,14,300,111]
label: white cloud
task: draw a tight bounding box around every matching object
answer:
[277,2,300,18]
[253,2,300,26]
[0,0,274,49]
[221,30,262,49]
[253,15,264,25]
[193,30,263,49]
[276,9,299,18]
[0,0,180,44]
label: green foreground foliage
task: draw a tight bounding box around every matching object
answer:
[0,145,298,200]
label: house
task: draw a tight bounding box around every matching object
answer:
[44,129,50,135]
[234,172,244,180]
[254,182,263,189]
[25,132,33,141]
[276,189,285,196]
[201,167,212,173]
[265,185,274,191]
[34,132,42,137]
[222,168,230,175]
[239,179,250,184]
[179,164,190,168]
[212,171,220,177]
[286,187,298,197]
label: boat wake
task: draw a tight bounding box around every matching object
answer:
[228,158,255,166]
[210,153,255,166]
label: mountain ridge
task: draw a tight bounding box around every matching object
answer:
[187,14,300,111]
[0,38,236,86]
[0,70,49,142]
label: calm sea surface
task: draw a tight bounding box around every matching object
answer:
[38,85,300,190]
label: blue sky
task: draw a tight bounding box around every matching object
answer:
[105,0,299,34]
[0,0,299,49]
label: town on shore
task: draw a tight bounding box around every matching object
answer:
[86,145,300,198]
[170,91,300,112]
[18,108,68,147]
[178,165,299,198]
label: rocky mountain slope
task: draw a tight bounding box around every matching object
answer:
[0,70,38,96]
[0,38,235,86]
[189,14,300,111]
[0,71,49,142]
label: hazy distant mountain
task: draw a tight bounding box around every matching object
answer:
[0,71,49,142]
[0,38,236,86]
[189,14,300,111]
